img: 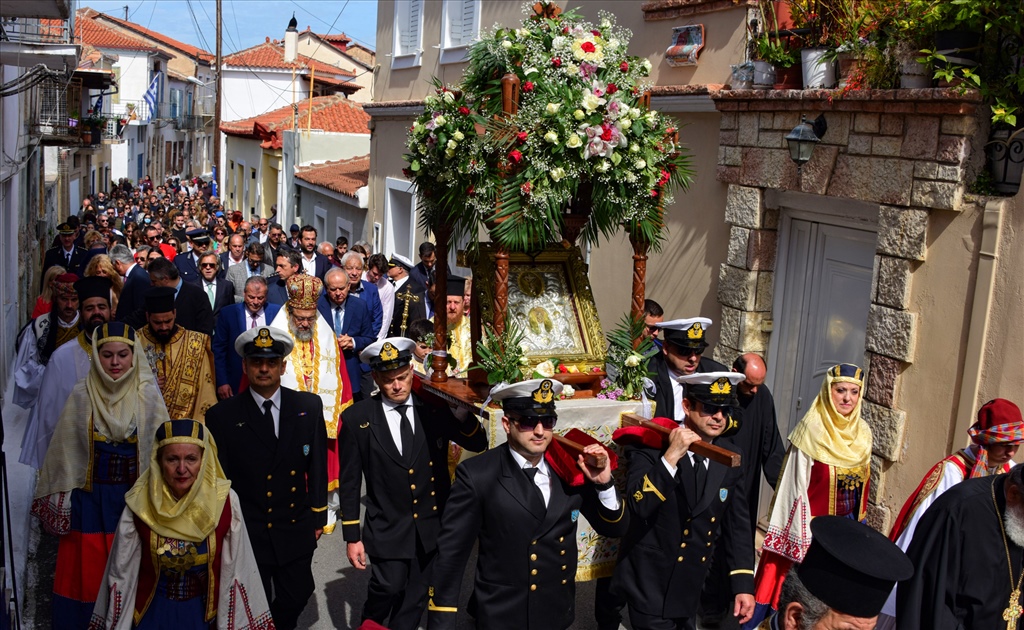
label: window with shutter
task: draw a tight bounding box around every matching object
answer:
[441,0,479,64]
[392,0,424,69]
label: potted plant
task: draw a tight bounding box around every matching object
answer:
[752,1,800,89]
[82,111,105,145]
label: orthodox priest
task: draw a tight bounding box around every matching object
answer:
[897,464,1024,628]
[136,286,218,422]
[269,273,353,533]
[20,276,112,469]
[12,273,80,408]
[877,398,1024,628]
[438,276,471,376]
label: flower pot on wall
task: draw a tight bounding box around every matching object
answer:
[801,48,836,89]
[773,64,801,90]
[900,60,932,89]
[752,61,776,89]
[837,53,863,89]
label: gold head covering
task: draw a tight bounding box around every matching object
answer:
[286,274,323,310]
[125,419,231,542]
[787,364,872,469]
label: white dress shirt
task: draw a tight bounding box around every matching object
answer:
[382,396,414,455]
[301,252,317,276]
[250,387,283,437]
[245,307,267,329]
[366,271,395,339]
[122,261,138,283]
[508,445,620,510]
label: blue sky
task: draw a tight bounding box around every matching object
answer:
[81,0,378,54]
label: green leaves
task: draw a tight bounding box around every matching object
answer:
[474,314,529,385]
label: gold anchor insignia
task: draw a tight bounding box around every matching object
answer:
[359,422,369,429]
[634,490,644,502]
[255,328,273,348]
[710,378,731,395]
[533,380,554,404]
[687,322,704,339]
[379,342,399,362]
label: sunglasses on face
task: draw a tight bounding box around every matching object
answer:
[512,416,557,431]
[697,403,729,417]
[134,256,145,262]
[199,262,217,269]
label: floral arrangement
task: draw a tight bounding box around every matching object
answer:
[532,358,582,378]
[404,2,694,254]
[421,332,459,371]
[474,315,530,385]
[601,314,654,400]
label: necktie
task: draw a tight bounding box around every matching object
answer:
[65,251,72,267]
[251,313,258,329]
[206,282,215,307]
[334,306,344,336]
[262,399,276,438]
[396,405,413,459]
[523,467,546,509]
[693,455,707,503]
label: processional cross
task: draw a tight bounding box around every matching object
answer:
[396,288,421,336]
[1005,589,1023,630]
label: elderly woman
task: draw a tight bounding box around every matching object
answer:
[744,363,871,628]
[89,420,272,629]
[32,323,169,628]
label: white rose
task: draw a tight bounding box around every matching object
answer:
[624,354,641,367]
[550,167,566,181]
[447,139,457,150]
[452,130,465,141]
[642,59,652,73]
[562,384,576,398]
[424,95,438,107]
[573,109,585,121]
[619,118,632,130]
[629,142,640,153]
[445,148,455,158]
[566,134,583,149]
[546,102,561,115]
[582,92,604,112]
[565,63,579,75]
[544,131,559,144]
[524,66,539,76]
[412,121,424,133]
[596,160,611,173]
[535,360,555,377]
[516,28,530,39]
[442,91,455,104]
[645,110,658,124]
[635,159,647,170]
[434,115,447,126]
[553,36,567,48]
[629,107,642,119]
[501,39,513,50]
[607,38,620,50]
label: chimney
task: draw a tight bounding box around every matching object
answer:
[284,13,298,63]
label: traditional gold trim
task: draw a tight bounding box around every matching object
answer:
[472,244,606,370]
[427,599,458,613]
[311,505,328,513]
[641,475,666,502]
[729,569,755,575]
[599,503,625,523]
[341,519,361,525]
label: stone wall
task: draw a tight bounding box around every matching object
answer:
[709,88,987,531]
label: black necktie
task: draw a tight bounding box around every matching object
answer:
[693,455,707,502]
[65,251,72,266]
[523,466,546,510]
[397,405,413,460]
[262,399,276,439]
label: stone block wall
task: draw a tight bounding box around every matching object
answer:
[710,88,987,531]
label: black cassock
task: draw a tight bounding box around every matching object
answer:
[897,474,1024,629]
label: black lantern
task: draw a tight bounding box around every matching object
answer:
[786,114,828,172]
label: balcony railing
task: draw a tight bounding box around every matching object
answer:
[30,75,83,145]
[106,100,151,123]
[0,16,72,45]
[174,115,207,131]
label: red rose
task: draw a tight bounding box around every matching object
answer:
[563,26,570,34]
[581,41,596,53]
[521,182,532,195]
[509,149,523,163]
[558,364,568,373]
[467,186,475,196]
[552,57,562,67]
[606,83,618,95]
[601,125,613,142]
[591,30,601,37]
[620,61,629,72]
[523,81,534,92]
[402,168,413,178]
[517,131,529,144]
[458,106,470,115]
[650,189,659,197]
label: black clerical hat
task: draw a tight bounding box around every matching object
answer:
[797,516,914,618]
[144,286,176,313]
[74,276,112,303]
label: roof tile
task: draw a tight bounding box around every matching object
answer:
[220,95,369,149]
[75,13,163,53]
[223,41,357,80]
[294,156,370,198]
[92,12,214,62]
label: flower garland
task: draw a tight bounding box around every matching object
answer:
[404,2,694,253]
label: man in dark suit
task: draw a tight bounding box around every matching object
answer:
[317,268,374,398]
[205,326,328,630]
[197,251,235,324]
[145,257,214,335]
[220,233,247,276]
[226,242,275,303]
[339,337,487,629]
[611,372,755,630]
[262,222,286,267]
[213,276,281,399]
[387,254,427,338]
[173,228,212,285]
[700,353,786,626]
[267,250,302,306]
[109,243,150,323]
[42,222,87,287]
[297,225,331,281]
[427,379,629,630]
[409,241,436,291]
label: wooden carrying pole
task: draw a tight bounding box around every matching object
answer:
[621,413,741,467]
[552,434,603,468]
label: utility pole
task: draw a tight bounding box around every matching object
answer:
[123,5,129,20]
[213,0,222,197]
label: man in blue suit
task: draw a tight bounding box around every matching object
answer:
[174,228,212,285]
[341,252,384,397]
[110,243,149,323]
[267,249,302,306]
[317,267,374,399]
[298,225,332,280]
[212,276,281,399]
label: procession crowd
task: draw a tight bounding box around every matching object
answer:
[10,176,1023,630]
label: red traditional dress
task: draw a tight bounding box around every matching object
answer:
[744,364,870,629]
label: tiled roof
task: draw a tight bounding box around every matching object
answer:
[75,13,164,53]
[294,156,370,198]
[220,95,369,149]
[223,40,357,80]
[92,12,214,62]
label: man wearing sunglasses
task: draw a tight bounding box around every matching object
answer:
[338,337,486,630]
[174,228,213,285]
[427,379,628,630]
[611,371,756,630]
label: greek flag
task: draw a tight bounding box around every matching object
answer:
[143,75,159,120]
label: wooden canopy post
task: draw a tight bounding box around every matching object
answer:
[430,223,451,382]
[489,72,520,338]
[628,231,649,330]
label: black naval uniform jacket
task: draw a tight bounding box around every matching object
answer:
[337,393,488,558]
[205,386,328,567]
[427,446,630,630]
[651,353,728,421]
[611,437,755,620]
